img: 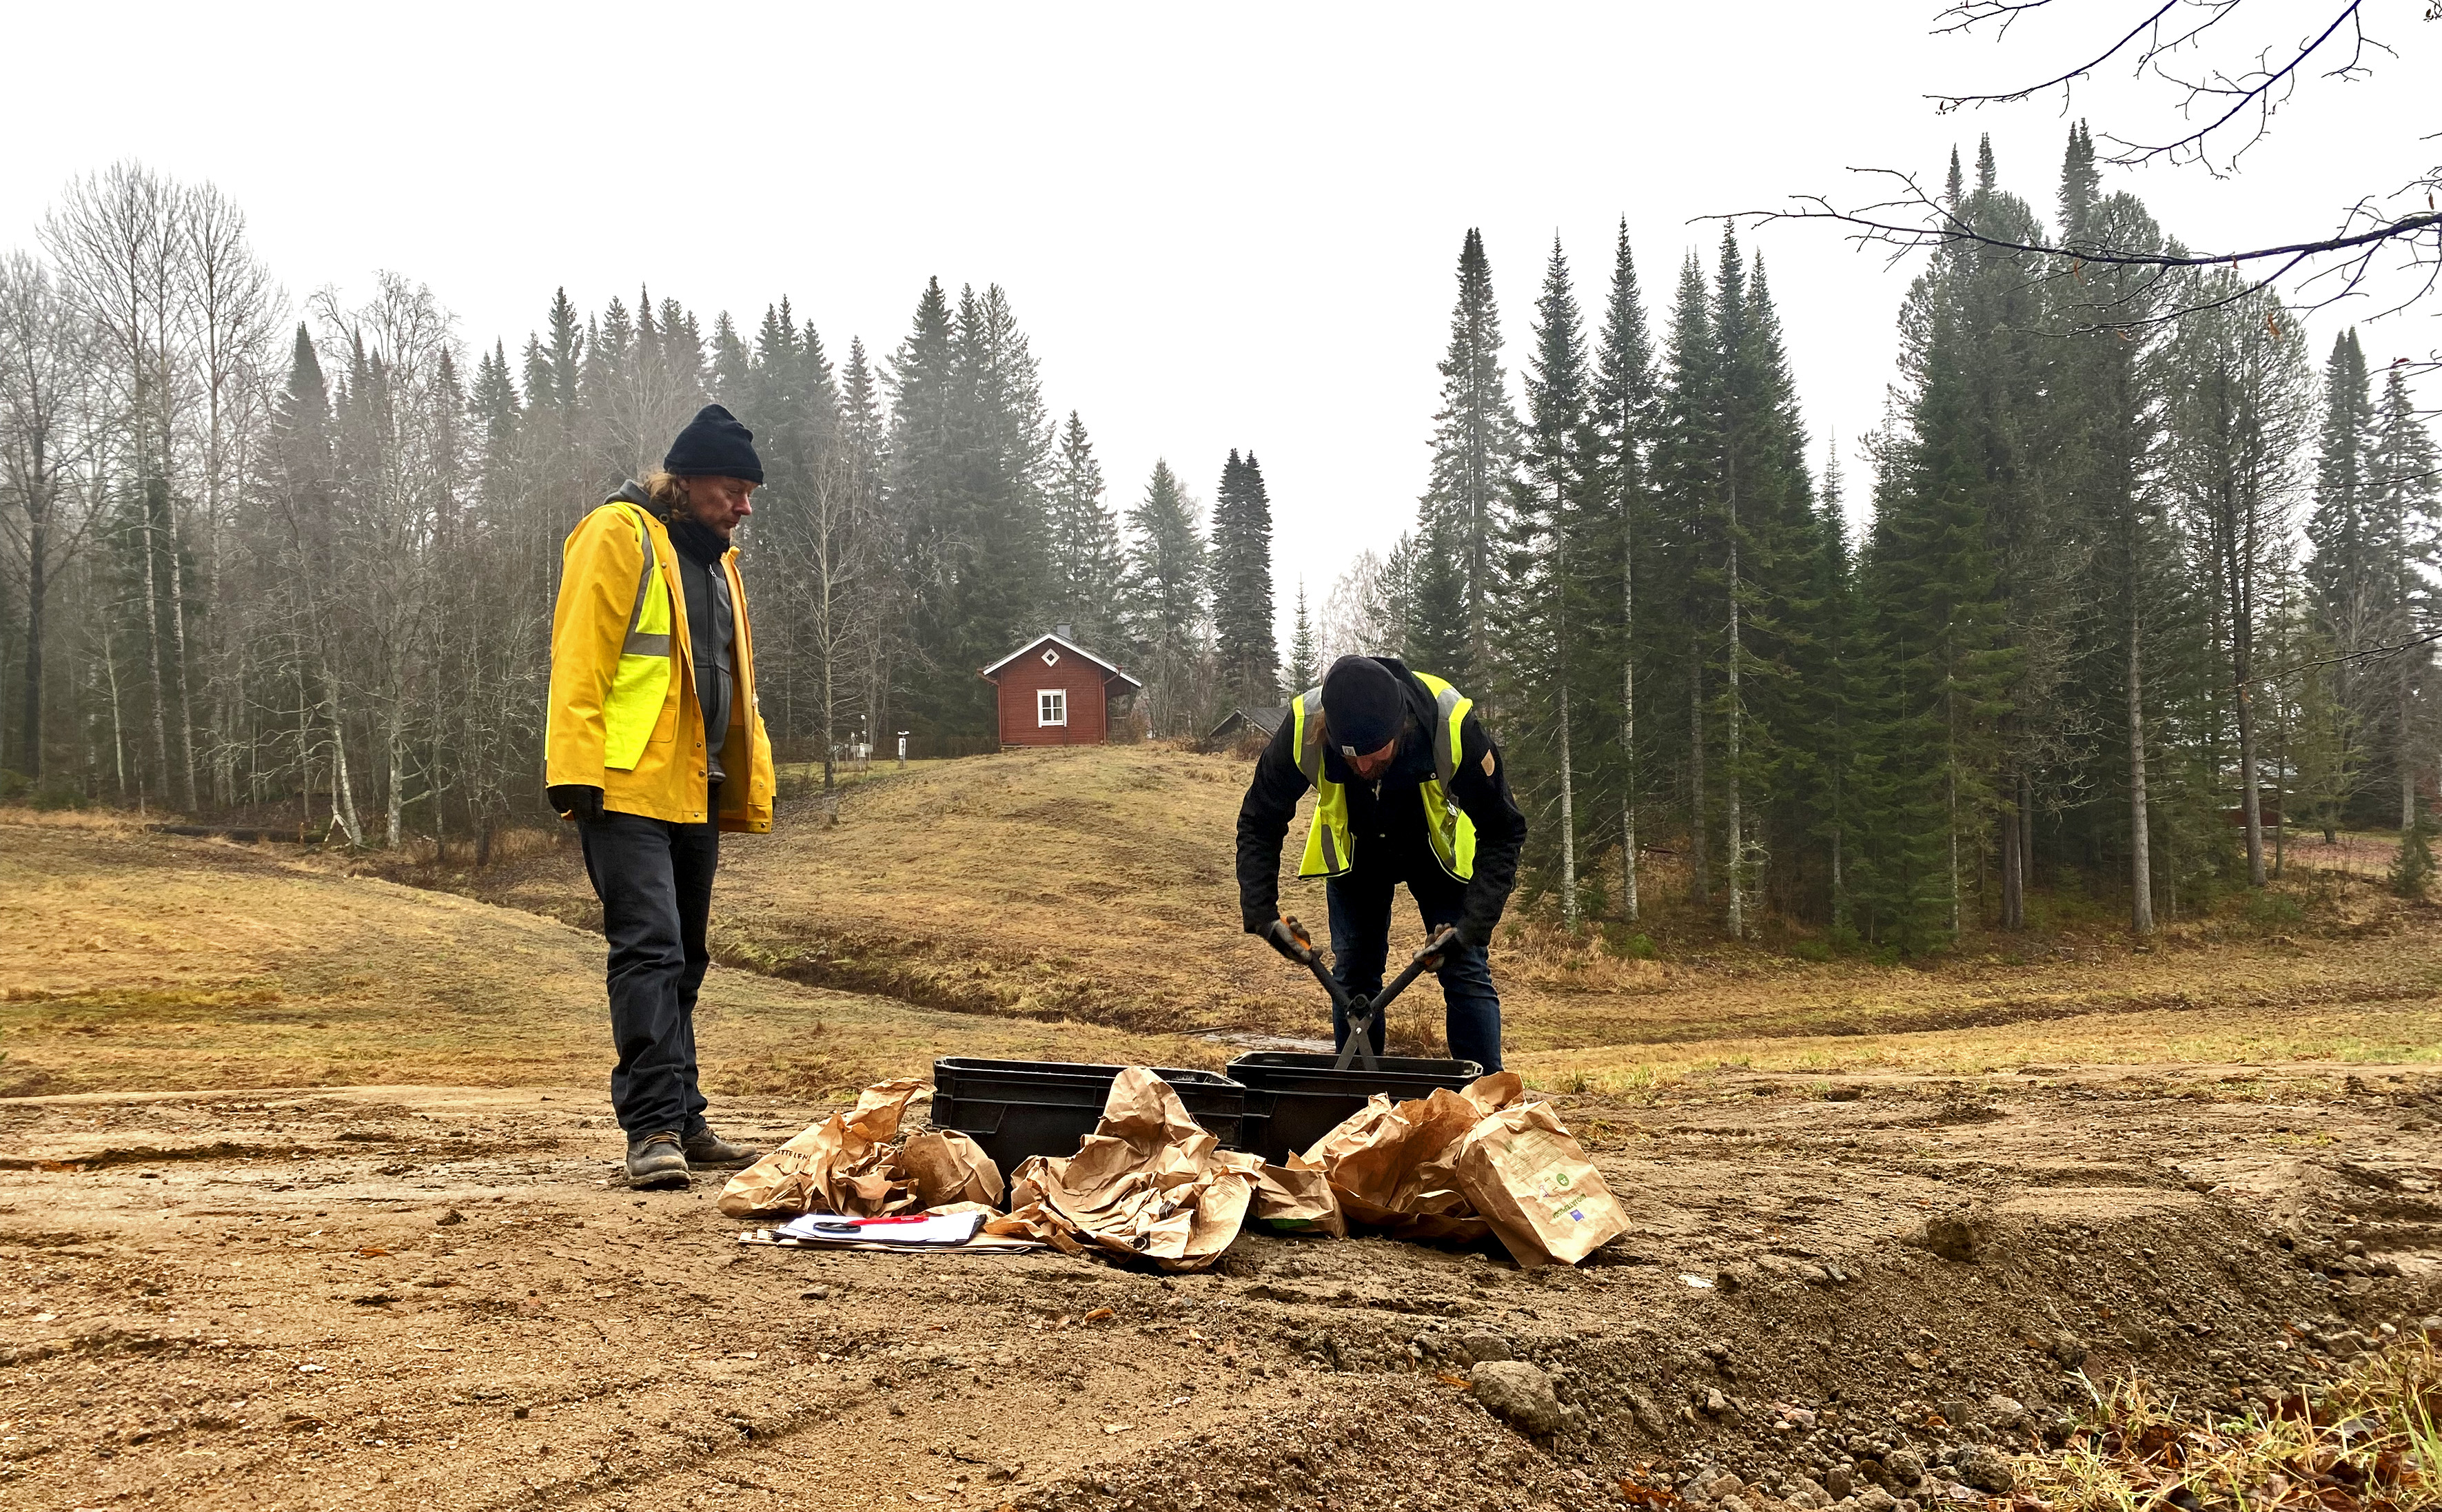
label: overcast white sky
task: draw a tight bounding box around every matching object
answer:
[4,2,2434,654]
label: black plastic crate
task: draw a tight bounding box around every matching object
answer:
[929,1058,1248,1180]
[1226,1052,1485,1166]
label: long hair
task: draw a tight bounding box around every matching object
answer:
[641,471,691,522]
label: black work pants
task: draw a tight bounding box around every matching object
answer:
[578,797,719,1138]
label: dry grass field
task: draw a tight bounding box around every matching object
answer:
[0,810,1182,1103]
[376,742,2442,1093]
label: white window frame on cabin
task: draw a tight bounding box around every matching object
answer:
[1038,688,1068,727]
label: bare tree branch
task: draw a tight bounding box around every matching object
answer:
[1739,0,2442,396]
[1929,0,2192,103]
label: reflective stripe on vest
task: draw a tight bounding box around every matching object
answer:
[602,504,673,771]
[1291,672,1476,883]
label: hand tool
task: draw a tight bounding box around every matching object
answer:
[1265,917,1459,1072]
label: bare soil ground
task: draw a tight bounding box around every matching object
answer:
[4,750,2442,1512]
[8,1062,2442,1511]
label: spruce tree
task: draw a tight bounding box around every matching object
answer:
[471,340,520,510]
[1287,580,1318,693]
[1046,411,1126,649]
[1504,236,1598,930]
[1405,498,1470,676]
[2305,329,2394,822]
[1422,229,1520,689]
[1713,232,1756,936]
[1651,251,1722,908]
[838,335,897,743]
[1125,459,1207,735]
[520,335,553,420]
[944,283,1053,730]
[1713,242,1820,930]
[1210,449,1280,706]
[2053,176,2173,934]
[544,287,582,418]
[883,278,961,735]
[841,336,884,456]
[261,322,360,843]
[2370,364,2439,826]
[1590,218,1656,921]
[1853,298,2017,951]
[1951,139,2067,928]
[2057,120,2102,245]
[1808,441,1860,931]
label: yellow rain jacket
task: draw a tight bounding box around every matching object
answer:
[545,488,773,832]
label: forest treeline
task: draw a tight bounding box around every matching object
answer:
[1,134,2436,948]
[0,162,1285,849]
[1340,128,2437,948]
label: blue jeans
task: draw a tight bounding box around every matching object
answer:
[1325,868,1503,1072]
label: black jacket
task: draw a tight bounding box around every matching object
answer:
[666,513,736,786]
[1234,657,1527,948]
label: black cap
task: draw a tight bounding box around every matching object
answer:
[1320,655,1407,757]
[663,404,763,484]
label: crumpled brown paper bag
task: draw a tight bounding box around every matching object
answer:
[718,1078,930,1218]
[896,1130,1005,1209]
[1239,1151,1347,1238]
[1008,1067,1256,1271]
[1455,1099,1630,1267]
[1301,1073,1524,1242]
[1299,1072,1625,1265]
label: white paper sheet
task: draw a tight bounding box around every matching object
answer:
[773,1211,986,1247]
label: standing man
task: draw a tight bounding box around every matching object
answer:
[1237,654,1527,1071]
[547,404,777,1189]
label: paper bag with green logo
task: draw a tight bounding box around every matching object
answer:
[1454,1100,1629,1267]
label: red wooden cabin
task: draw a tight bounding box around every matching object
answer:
[978,628,1143,747]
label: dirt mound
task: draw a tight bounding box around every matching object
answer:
[6,1066,2441,1508]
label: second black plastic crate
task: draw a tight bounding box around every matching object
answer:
[1226,1052,1484,1165]
[929,1058,1248,1180]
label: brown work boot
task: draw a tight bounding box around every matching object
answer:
[681,1127,760,1169]
[624,1131,689,1189]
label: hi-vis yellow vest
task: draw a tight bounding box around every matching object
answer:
[602,503,674,770]
[1292,671,1478,882]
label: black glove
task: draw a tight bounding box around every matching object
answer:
[1260,916,1314,964]
[1452,916,1494,951]
[547,784,605,823]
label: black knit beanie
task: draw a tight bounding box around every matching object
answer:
[663,404,763,484]
[1320,655,1407,757]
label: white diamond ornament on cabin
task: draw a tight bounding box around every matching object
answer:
[1041,648,1060,666]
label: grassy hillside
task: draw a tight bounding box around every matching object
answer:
[0,812,1191,1101]
[378,743,2442,1087]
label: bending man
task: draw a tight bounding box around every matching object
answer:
[1236,654,1527,1070]
[546,404,776,1189]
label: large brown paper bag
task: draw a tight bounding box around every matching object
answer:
[718,1077,929,1218]
[1454,1099,1629,1267]
[1008,1067,1254,1271]
[1300,1073,1525,1240]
